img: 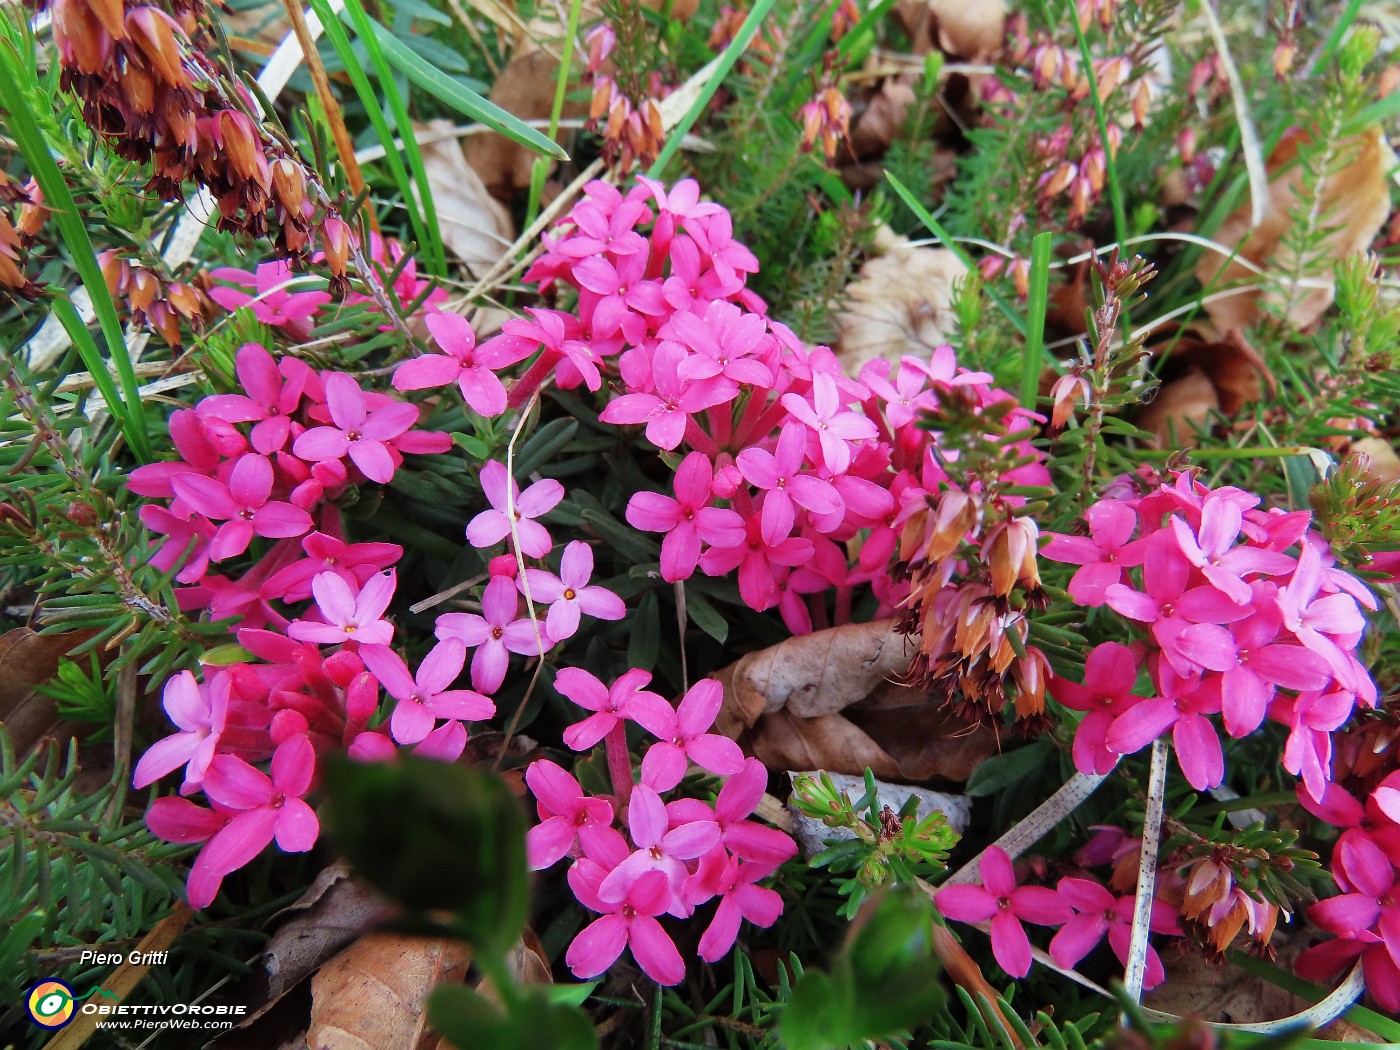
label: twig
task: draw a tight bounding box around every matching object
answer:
[1122,737,1168,1008]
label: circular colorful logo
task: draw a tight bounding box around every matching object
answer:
[26,980,76,1029]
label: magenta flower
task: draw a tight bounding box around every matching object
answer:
[668,301,774,387]
[1375,772,1400,826]
[128,409,223,498]
[699,516,813,612]
[629,679,746,790]
[554,196,650,259]
[1042,500,1145,606]
[179,735,319,908]
[197,342,315,454]
[934,846,1072,977]
[779,373,878,473]
[525,758,615,869]
[668,759,797,866]
[1277,541,1367,656]
[207,261,331,338]
[392,311,531,417]
[1105,667,1226,790]
[861,356,942,429]
[1049,642,1142,775]
[1275,689,1354,799]
[1174,605,1333,738]
[599,784,719,906]
[293,373,421,484]
[625,452,745,582]
[465,460,565,558]
[171,453,313,561]
[433,575,546,693]
[522,541,625,641]
[287,569,396,647]
[1310,836,1400,951]
[600,341,737,451]
[566,865,685,985]
[553,667,663,751]
[685,851,785,962]
[573,252,667,337]
[361,640,494,744]
[1168,497,1295,604]
[133,669,229,790]
[263,531,403,603]
[1050,878,1180,989]
[736,424,843,544]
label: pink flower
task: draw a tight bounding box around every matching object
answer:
[668,301,774,387]
[173,735,319,908]
[133,669,229,790]
[553,196,650,259]
[574,253,666,337]
[361,640,494,744]
[1105,667,1226,790]
[1296,935,1400,1015]
[522,541,625,641]
[433,575,546,693]
[263,531,403,603]
[861,357,939,430]
[207,261,330,338]
[1310,837,1400,952]
[629,679,746,791]
[392,312,532,417]
[1275,689,1354,800]
[934,846,1072,977]
[287,569,396,647]
[668,758,797,866]
[566,866,685,985]
[736,423,843,545]
[171,453,313,561]
[465,460,565,558]
[699,516,813,612]
[554,666,664,751]
[626,452,745,582]
[685,851,785,962]
[293,373,421,484]
[1050,878,1180,989]
[598,784,719,906]
[1049,642,1142,775]
[1042,501,1145,606]
[1168,497,1295,604]
[600,341,737,451]
[525,759,615,869]
[1277,541,1368,657]
[197,342,316,454]
[779,373,877,473]
[128,409,223,498]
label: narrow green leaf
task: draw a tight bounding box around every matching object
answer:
[1021,231,1053,409]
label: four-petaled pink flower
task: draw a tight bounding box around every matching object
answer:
[207,261,330,338]
[465,460,565,558]
[523,541,626,641]
[736,423,843,544]
[434,575,547,693]
[133,669,229,790]
[1105,665,1226,790]
[626,452,745,582]
[198,342,316,454]
[393,311,532,417]
[599,784,719,906]
[684,851,785,962]
[1049,641,1141,776]
[293,373,421,483]
[1042,500,1145,606]
[172,735,319,908]
[600,341,736,451]
[264,531,403,603]
[567,863,685,985]
[525,759,615,869]
[779,373,878,473]
[933,846,1072,977]
[288,569,396,647]
[361,640,494,744]
[172,453,312,561]
[554,667,665,750]
[1169,497,1295,604]
[630,679,746,791]
[1050,878,1180,990]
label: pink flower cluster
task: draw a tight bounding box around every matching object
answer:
[1043,471,1376,794]
[1043,471,1399,1008]
[422,177,1048,632]
[934,846,1181,985]
[525,673,796,985]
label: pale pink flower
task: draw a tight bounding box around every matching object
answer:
[522,541,625,641]
[434,576,547,693]
[133,670,230,790]
[629,679,746,790]
[598,784,719,907]
[465,460,564,558]
[263,531,402,603]
[554,667,664,750]
[361,640,494,744]
[293,373,421,483]
[287,570,396,647]
[392,311,532,417]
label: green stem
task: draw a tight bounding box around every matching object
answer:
[525,0,585,230]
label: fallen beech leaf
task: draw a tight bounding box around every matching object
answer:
[717,620,998,782]
[1195,126,1396,331]
[307,933,471,1050]
[1352,437,1400,483]
[417,119,514,273]
[1138,329,1275,447]
[849,81,917,159]
[895,0,1006,60]
[834,226,968,375]
[0,626,99,756]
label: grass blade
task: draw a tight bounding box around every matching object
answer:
[1021,230,1053,409]
[0,36,151,462]
[363,17,569,161]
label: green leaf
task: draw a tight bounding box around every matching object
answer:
[628,591,660,671]
[683,589,729,645]
[429,986,598,1050]
[359,17,568,160]
[321,756,528,958]
[965,739,1054,797]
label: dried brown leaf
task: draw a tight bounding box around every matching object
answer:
[894,0,1006,60]
[1195,126,1396,331]
[833,226,967,375]
[0,627,98,755]
[306,933,471,1050]
[1138,329,1275,447]
[417,119,514,272]
[717,620,997,782]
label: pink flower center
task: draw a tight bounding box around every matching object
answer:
[649,845,663,860]
[564,588,577,600]
[239,508,255,520]
[996,896,1012,911]
[492,626,504,640]
[347,430,362,442]
[271,793,285,809]
[343,623,358,633]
